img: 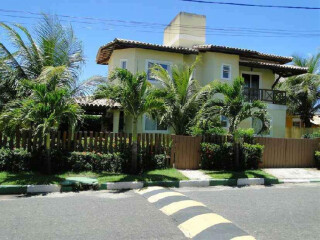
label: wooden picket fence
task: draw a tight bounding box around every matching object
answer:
[0,131,171,155]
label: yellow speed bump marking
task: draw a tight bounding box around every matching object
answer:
[148,192,184,203]
[231,236,256,240]
[160,200,206,216]
[135,186,164,195]
[178,213,231,238]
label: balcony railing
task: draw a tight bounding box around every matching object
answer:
[243,88,286,105]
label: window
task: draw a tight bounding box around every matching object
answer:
[144,115,168,132]
[221,64,231,80]
[221,115,229,128]
[147,60,170,81]
[292,118,301,128]
[120,60,127,69]
[252,117,272,136]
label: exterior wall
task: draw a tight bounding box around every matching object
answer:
[108,48,286,137]
[197,52,239,86]
[163,12,206,48]
[239,66,275,89]
[238,104,287,138]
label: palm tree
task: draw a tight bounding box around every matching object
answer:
[94,68,162,173]
[0,66,83,172]
[0,14,84,108]
[201,77,270,135]
[278,52,320,127]
[150,59,214,135]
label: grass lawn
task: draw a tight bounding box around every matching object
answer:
[203,169,277,179]
[0,168,188,185]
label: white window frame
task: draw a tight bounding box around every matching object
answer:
[252,117,272,137]
[221,64,232,80]
[142,114,169,133]
[120,59,128,69]
[240,71,262,89]
[145,59,172,82]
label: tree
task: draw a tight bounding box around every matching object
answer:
[278,52,320,127]
[0,14,84,110]
[200,77,270,135]
[94,69,162,173]
[150,59,214,135]
[0,66,83,173]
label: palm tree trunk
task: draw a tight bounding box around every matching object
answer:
[131,117,138,174]
[45,133,52,174]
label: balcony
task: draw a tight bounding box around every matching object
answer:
[243,88,286,105]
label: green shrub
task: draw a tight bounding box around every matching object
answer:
[314,151,320,169]
[241,143,264,169]
[0,148,31,172]
[153,154,167,169]
[67,151,129,173]
[235,128,254,143]
[201,142,233,170]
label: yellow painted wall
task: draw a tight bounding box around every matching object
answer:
[163,12,206,48]
[239,66,275,89]
[197,52,239,86]
[108,48,286,137]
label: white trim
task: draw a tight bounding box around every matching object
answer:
[120,59,128,69]
[145,59,172,82]
[240,71,262,89]
[221,64,232,80]
[142,114,169,133]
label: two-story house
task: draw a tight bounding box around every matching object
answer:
[94,12,307,138]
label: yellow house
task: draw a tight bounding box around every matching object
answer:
[95,12,307,138]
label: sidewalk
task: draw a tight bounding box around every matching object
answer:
[178,170,211,180]
[264,168,320,182]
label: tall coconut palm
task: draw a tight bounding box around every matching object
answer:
[278,52,320,127]
[0,66,83,172]
[94,68,163,173]
[200,77,270,135]
[150,59,214,135]
[0,14,84,109]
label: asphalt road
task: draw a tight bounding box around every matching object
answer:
[177,183,320,240]
[0,184,319,240]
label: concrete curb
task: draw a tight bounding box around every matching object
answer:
[27,185,61,193]
[2,178,319,194]
[106,181,144,190]
[279,179,320,184]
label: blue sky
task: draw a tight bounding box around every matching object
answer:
[1,0,319,81]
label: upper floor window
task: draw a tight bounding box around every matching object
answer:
[120,59,127,69]
[144,115,168,132]
[221,64,231,80]
[146,60,171,81]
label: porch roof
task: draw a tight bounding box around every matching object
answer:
[239,60,308,77]
[75,97,121,109]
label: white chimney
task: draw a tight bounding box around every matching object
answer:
[163,12,206,48]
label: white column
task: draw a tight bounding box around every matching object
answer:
[112,110,120,133]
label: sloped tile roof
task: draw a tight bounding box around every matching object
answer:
[75,97,121,109]
[239,60,308,76]
[96,38,293,65]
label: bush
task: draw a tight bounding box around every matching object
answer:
[314,151,320,169]
[234,128,254,143]
[67,151,129,173]
[0,148,31,172]
[201,142,233,170]
[241,143,264,169]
